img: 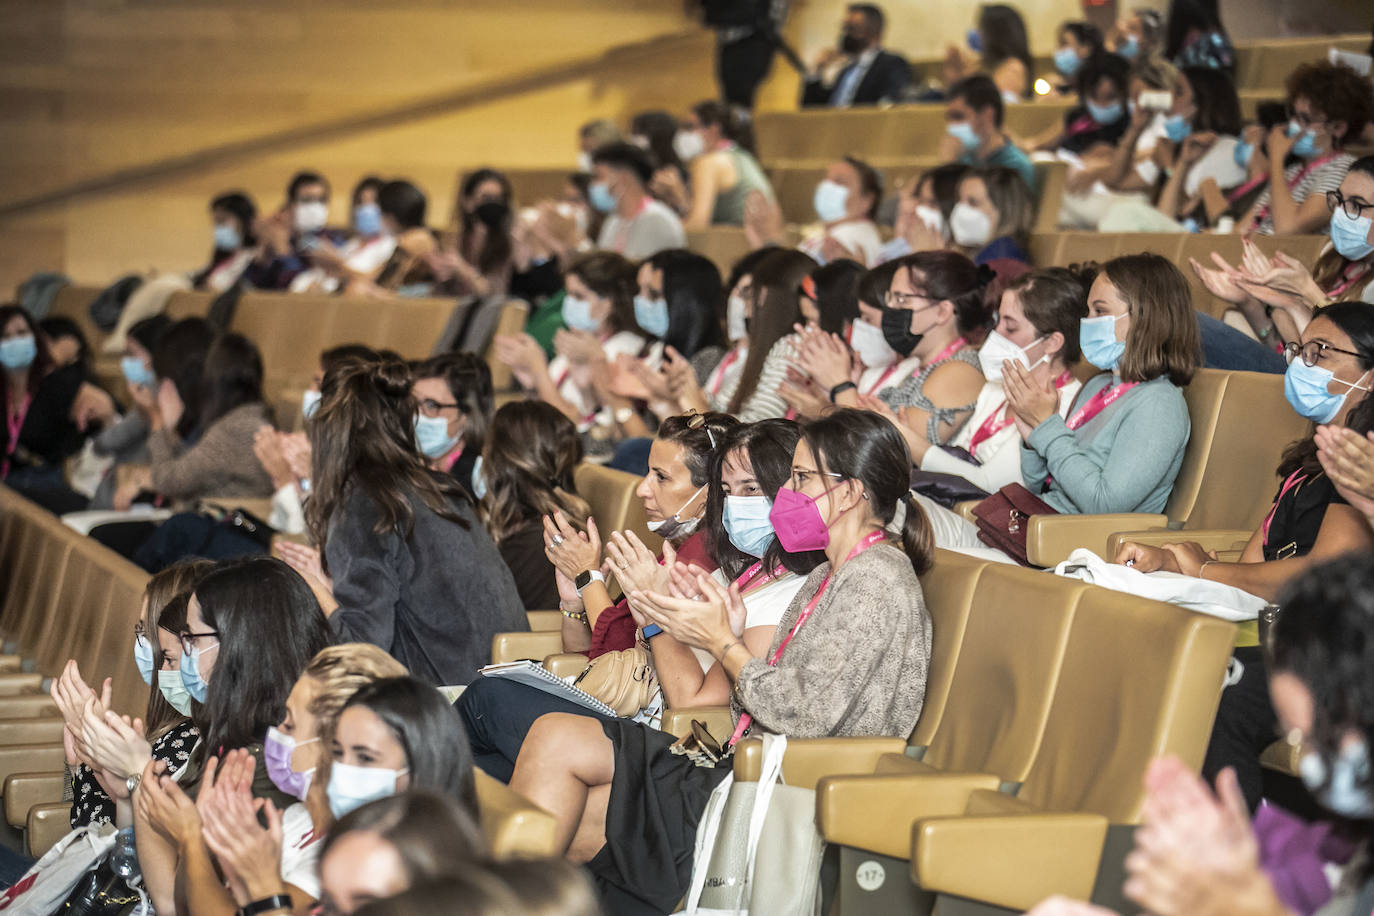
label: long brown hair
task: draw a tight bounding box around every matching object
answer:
[481,401,591,545]
[727,249,816,415]
[1102,253,1200,386]
[305,357,470,567]
[144,559,216,739]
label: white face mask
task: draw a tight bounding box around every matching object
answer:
[294,201,329,234]
[949,202,993,247]
[726,294,749,342]
[979,330,1047,382]
[646,484,706,539]
[674,130,706,163]
[850,317,898,368]
[327,760,408,819]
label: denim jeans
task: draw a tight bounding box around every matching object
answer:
[456,675,613,783]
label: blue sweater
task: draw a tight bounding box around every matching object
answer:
[1022,373,1190,515]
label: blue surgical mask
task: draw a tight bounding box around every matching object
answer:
[213,224,242,251]
[589,182,616,214]
[724,494,775,558]
[1164,114,1192,143]
[1288,121,1319,159]
[1331,209,1374,261]
[1284,359,1370,424]
[302,389,322,420]
[561,295,602,333]
[471,455,487,500]
[1300,740,1374,819]
[966,28,983,54]
[1233,140,1254,170]
[634,295,670,337]
[813,179,850,223]
[1086,100,1124,126]
[1117,34,1140,59]
[179,642,215,704]
[354,202,383,236]
[1079,313,1127,370]
[158,676,193,716]
[328,761,408,819]
[134,634,155,686]
[1053,46,1082,77]
[947,121,980,153]
[121,356,156,390]
[414,413,460,460]
[0,335,37,371]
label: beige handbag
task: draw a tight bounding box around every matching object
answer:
[573,647,658,717]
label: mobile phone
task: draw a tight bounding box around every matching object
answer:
[1138,90,1172,112]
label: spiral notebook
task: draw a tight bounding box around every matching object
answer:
[478,660,618,717]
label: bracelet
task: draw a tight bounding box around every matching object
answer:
[829,381,858,403]
[1198,560,1217,579]
[238,895,292,916]
[559,602,588,622]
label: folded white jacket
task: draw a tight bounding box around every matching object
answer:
[1053,548,1268,622]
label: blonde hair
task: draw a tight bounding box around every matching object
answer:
[303,643,408,747]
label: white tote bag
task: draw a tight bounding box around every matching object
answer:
[682,734,825,916]
[0,823,130,915]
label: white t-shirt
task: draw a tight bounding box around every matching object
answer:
[858,356,922,397]
[279,802,323,899]
[689,570,806,673]
[289,235,397,293]
[798,219,885,267]
[597,199,686,261]
[705,343,749,413]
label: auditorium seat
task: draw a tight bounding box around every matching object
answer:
[474,769,558,859]
[4,771,64,830]
[1023,368,1309,566]
[26,802,70,858]
[486,299,531,393]
[526,611,562,631]
[572,462,656,549]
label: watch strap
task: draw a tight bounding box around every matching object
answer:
[238,895,292,916]
[829,381,858,403]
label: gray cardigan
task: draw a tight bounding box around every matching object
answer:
[326,484,528,685]
[734,542,932,738]
[1022,373,1190,515]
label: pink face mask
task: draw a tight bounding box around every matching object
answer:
[769,482,846,553]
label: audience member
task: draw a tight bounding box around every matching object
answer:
[1118,301,1374,809]
[942,75,1036,190]
[782,260,868,418]
[1240,61,1372,236]
[192,191,259,292]
[290,357,525,685]
[480,400,592,610]
[670,100,776,229]
[355,860,603,916]
[943,4,1033,103]
[1109,6,1164,62]
[797,156,886,266]
[590,142,686,260]
[1052,21,1105,93]
[801,3,912,108]
[412,352,493,501]
[369,179,439,294]
[245,171,339,291]
[880,163,969,262]
[37,316,90,372]
[949,166,1034,265]
[629,110,689,202]
[1038,52,1132,156]
[433,168,514,298]
[1164,0,1234,72]
[577,119,624,173]
[509,408,934,913]
[292,176,397,294]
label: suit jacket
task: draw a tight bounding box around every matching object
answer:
[801,49,912,107]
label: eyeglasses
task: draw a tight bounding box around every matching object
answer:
[133,621,151,648]
[179,629,220,655]
[884,289,933,310]
[1283,340,1365,367]
[1326,190,1374,221]
[1286,107,1327,129]
[789,467,845,491]
[418,398,460,417]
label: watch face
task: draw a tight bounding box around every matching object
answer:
[575,571,593,589]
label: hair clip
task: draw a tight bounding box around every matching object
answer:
[685,410,717,449]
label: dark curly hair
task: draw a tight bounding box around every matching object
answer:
[1286,61,1374,150]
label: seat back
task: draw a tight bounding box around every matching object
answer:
[908,550,988,748]
[920,564,1083,784]
[475,769,558,859]
[1016,586,1236,822]
[573,463,656,547]
[1161,367,1228,525]
[485,299,530,392]
[1031,162,1068,234]
[685,228,754,279]
[163,289,216,320]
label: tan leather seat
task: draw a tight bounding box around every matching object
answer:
[490,631,566,665]
[26,801,71,858]
[685,227,754,279]
[0,718,64,747]
[5,771,65,829]
[0,745,64,799]
[475,769,557,859]
[163,289,216,320]
[485,299,530,392]
[573,462,655,546]
[526,610,562,631]
[1031,162,1068,234]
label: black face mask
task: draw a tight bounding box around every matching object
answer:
[880,306,924,357]
[474,201,510,228]
[840,32,866,54]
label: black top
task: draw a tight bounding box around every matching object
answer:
[498,518,561,611]
[1263,471,1346,562]
[448,450,479,502]
[3,364,87,473]
[1058,106,1130,155]
[801,50,912,107]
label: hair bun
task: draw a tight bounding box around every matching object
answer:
[371,358,413,399]
[973,264,997,289]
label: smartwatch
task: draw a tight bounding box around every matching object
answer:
[829,381,858,403]
[237,895,293,916]
[574,569,605,595]
[641,623,664,639]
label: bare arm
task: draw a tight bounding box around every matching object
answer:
[683,156,723,231]
[1197,505,1372,602]
[653,624,775,708]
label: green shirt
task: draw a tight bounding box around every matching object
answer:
[960,139,1036,190]
[525,291,566,360]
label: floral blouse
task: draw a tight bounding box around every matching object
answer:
[68,720,198,828]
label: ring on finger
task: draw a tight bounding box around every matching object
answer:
[551,534,565,547]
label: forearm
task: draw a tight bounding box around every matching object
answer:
[1201,557,1311,603]
[580,582,614,629]
[561,613,592,653]
[135,821,181,916]
[1267,163,1300,232]
[180,835,239,916]
[531,370,584,424]
[652,634,717,708]
[1103,130,1145,187]
[1155,168,1187,218]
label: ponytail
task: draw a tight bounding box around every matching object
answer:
[898,491,935,576]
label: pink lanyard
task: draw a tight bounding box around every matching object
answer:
[862,363,902,395]
[1328,263,1373,299]
[1064,114,1099,137]
[969,370,1075,458]
[729,530,887,745]
[1066,380,1138,431]
[1262,470,1306,547]
[709,347,744,397]
[735,561,785,594]
[442,442,464,471]
[1250,152,1339,230]
[928,337,966,368]
[3,392,31,478]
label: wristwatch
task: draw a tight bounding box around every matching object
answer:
[125,773,141,796]
[829,381,858,403]
[237,894,293,916]
[574,569,605,595]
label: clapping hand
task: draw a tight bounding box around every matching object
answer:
[200,750,286,906]
[1317,424,1374,521]
[633,571,744,653]
[795,325,853,390]
[51,660,108,768]
[543,511,602,580]
[1003,359,1058,431]
[274,541,336,616]
[79,695,151,781]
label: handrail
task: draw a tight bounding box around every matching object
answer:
[0,29,704,221]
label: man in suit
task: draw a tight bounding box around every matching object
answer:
[801,4,911,108]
